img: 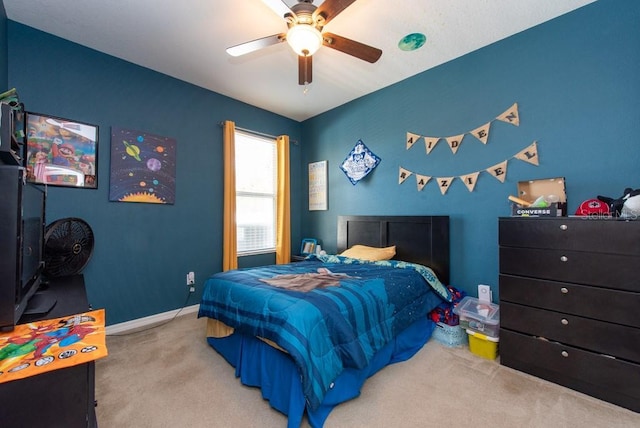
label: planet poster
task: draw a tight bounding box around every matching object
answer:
[109,127,176,204]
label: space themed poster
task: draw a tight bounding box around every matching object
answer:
[109,127,176,204]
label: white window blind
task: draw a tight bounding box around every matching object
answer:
[235,130,277,255]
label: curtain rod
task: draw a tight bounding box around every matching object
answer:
[219,122,298,145]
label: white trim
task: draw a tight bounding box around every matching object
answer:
[106,304,200,335]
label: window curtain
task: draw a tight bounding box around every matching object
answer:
[222,121,237,271]
[275,135,291,264]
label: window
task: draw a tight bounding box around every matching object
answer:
[235,130,277,255]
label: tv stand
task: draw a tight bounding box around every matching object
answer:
[22,288,57,315]
[0,274,97,427]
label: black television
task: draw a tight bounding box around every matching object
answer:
[0,165,53,331]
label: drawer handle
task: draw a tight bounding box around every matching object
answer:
[561,318,569,325]
[561,351,569,358]
[560,224,568,231]
[560,255,568,262]
[560,287,569,294]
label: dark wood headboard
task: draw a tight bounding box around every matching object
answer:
[337,216,450,284]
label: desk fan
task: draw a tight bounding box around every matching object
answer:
[43,217,95,278]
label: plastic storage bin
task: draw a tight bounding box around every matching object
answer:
[432,322,467,347]
[466,329,499,359]
[453,296,500,336]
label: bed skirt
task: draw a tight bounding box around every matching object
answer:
[206,317,436,428]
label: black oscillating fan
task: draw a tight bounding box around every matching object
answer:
[43,217,95,278]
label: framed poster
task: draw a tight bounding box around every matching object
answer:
[109,127,176,204]
[25,112,98,188]
[309,160,327,211]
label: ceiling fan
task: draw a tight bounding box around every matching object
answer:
[226,0,382,85]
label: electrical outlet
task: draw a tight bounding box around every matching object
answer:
[189,285,195,293]
[187,271,195,286]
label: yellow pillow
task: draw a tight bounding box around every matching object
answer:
[340,245,396,261]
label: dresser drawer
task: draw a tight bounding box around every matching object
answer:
[499,218,640,255]
[500,329,640,413]
[501,302,640,362]
[499,274,640,328]
[499,247,640,292]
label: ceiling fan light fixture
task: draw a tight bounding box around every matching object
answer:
[286,24,322,56]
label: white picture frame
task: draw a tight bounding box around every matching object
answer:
[309,160,328,211]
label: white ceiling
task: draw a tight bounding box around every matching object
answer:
[4,0,596,122]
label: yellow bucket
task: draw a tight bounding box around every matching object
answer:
[466,329,499,359]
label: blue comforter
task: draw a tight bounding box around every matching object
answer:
[198,255,451,411]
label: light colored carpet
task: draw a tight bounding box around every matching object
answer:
[95,314,640,427]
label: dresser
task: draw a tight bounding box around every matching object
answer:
[498,217,640,413]
[0,275,97,427]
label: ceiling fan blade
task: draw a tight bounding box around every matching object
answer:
[313,0,356,26]
[226,33,286,57]
[298,55,312,85]
[262,0,295,19]
[322,32,382,63]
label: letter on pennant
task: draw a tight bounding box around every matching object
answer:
[446,134,465,154]
[514,141,539,165]
[416,174,431,191]
[437,177,455,195]
[424,137,439,154]
[470,123,491,144]
[406,132,421,150]
[399,167,413,184]
[460,172,480,192]
[496,103,520,126]
[486,160,508,183]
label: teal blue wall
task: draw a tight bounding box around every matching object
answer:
[0,1,7,89]
[5,0,640,323]
[300,0,640,295]
[7,22,303,325]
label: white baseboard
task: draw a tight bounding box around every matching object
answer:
[106,304,200,335]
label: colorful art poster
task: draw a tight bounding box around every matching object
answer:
[25,112,99,188]
[0,309,107,384]
[109,127,176,204]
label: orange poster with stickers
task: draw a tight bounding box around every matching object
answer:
[0,309,107,384]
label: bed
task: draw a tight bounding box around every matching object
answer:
[198,215,451,427]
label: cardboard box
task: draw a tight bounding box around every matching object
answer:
[510,177,567,217]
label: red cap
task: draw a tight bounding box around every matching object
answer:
[575,199,609,216]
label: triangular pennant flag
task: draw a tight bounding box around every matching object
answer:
[446,134,465,154]
[406,132,421,150]
[496,103,520,126]
[416,174,431,191]
[470,123,491,144]
[437,177,455,195]
[399,167,413,184]
[486,160,508,183]
[460,172,480,192]
[514,141,539,165]
[424,137,440,154]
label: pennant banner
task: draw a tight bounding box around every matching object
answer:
[486,160,508,183]
[416,174,431,191]
[399,166,412,184]
[460,172,480,192]
[514,141,539,165]
[398,141,539,194]
[407,103,520,154]
[446,134,465,154]
[496,103,520,126]
[424,137,439,154]
[437,177,455,195]
[406,132,421,150]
